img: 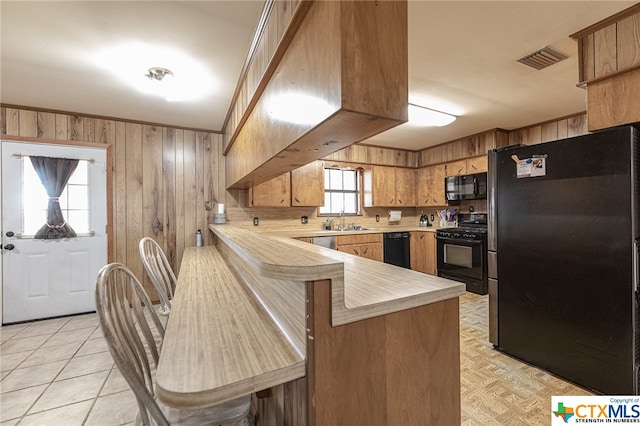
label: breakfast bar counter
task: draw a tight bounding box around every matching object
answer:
[157,224,464,425]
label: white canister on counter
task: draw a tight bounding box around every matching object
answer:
[196,229,203,247]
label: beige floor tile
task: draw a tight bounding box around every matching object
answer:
[0,324,28,342]
[76,337,109,357]
[89,327,104,340]
[100,367,129,396]
[29,370,109,413]
[41,327,96,348]
[13,320,68,339]
[56,351,114,381]
[0,384,47,422]
[20,341,83,368]
[20,399,93,426]
[59,314,99,333]
[0,360,66,393]
[84,389,138,426]
[0,335,48,355]
[0,350,34,372]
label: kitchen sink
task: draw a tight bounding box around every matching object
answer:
[329,227,379,232]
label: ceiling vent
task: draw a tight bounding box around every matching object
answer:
[517,46,568,70]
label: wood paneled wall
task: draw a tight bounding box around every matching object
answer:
[0,106,225,300]
[508,113,588,145]
[322,144,417,168]
[224,0,304,153]
[571,4,640,83]
[417,129,509,167]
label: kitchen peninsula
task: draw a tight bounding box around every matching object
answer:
[157,224,464,425]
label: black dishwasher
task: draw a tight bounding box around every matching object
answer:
[383,232,411,269]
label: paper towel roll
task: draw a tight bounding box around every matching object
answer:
[388,210,402,222]
[217,203,225,214]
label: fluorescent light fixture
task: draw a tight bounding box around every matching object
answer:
[268,93,336,125]
[408,103,456,127]
[93,43,215,102]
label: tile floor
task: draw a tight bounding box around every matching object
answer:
[0,294,591,425]
[0,312,138,425]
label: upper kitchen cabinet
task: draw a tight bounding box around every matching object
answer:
[416,164,446,207]
[445,156,488,176]
[250,161,325,207]
[466,156,488,174]
[445,160,467,177]
[249,173,291,207]
[225,1,408,190]
[571,4,640,131]
[363,166,415,207]
[291,160,324,207]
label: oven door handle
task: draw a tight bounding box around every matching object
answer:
[436,235,484,245]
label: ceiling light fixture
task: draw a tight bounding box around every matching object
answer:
[145,67,174,81]
[93,43,215,102]
[408,103,456,127]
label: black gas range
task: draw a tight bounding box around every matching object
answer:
[436,213,488,295]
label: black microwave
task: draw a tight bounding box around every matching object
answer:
[445,172,487,201]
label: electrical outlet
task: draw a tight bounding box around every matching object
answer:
[430,214,435,222]
[253,217,259,226]
[375,214,380,222]
[469,205,475,212]
[301,216,308,224]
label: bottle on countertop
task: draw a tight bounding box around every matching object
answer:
[196,229,203,247]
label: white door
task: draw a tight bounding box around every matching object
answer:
[1,141,107,324]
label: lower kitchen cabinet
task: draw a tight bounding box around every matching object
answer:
[336,233,383,262]
[410,232,436,275]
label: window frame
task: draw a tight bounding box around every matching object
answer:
[318,166,362,217]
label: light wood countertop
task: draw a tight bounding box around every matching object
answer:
[210,224,464,326]
[156,245,305,409]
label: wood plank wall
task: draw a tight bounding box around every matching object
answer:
[572,4,640,83]
[224,0,303,153]
[417,129,509,167]
[508,112,588,145]
[322,144,417,168]
[0,106,224,300]
[1,105,591,282]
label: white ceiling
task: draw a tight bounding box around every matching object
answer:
[1,1,636,151]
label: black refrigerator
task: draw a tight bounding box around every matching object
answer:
[487,125,639,395]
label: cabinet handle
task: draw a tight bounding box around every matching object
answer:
[294,197,300,203]
[389,198,394,204]
[353,249,359,255]
[363,248,368,254]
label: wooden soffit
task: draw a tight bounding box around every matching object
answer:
[226,0,408,190]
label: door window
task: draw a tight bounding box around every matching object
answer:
[22,158,90,237]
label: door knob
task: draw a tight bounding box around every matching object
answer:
[5,231,14,237]
[3,244,15,250]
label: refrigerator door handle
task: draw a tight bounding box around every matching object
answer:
[635,239,640,305]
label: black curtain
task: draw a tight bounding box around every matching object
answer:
[29,156,79,239]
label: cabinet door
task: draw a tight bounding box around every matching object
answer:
[250,173,291,207]
[372,166,396,206]
[337,242,383,262]
[395,167,416,206]
[410,232,428,273]
[445,159,467,177]
[409,232,436,274]
[466,156,488,174]
[291,161,324,206]
[424,232,436,275]
[417,165,446,206]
